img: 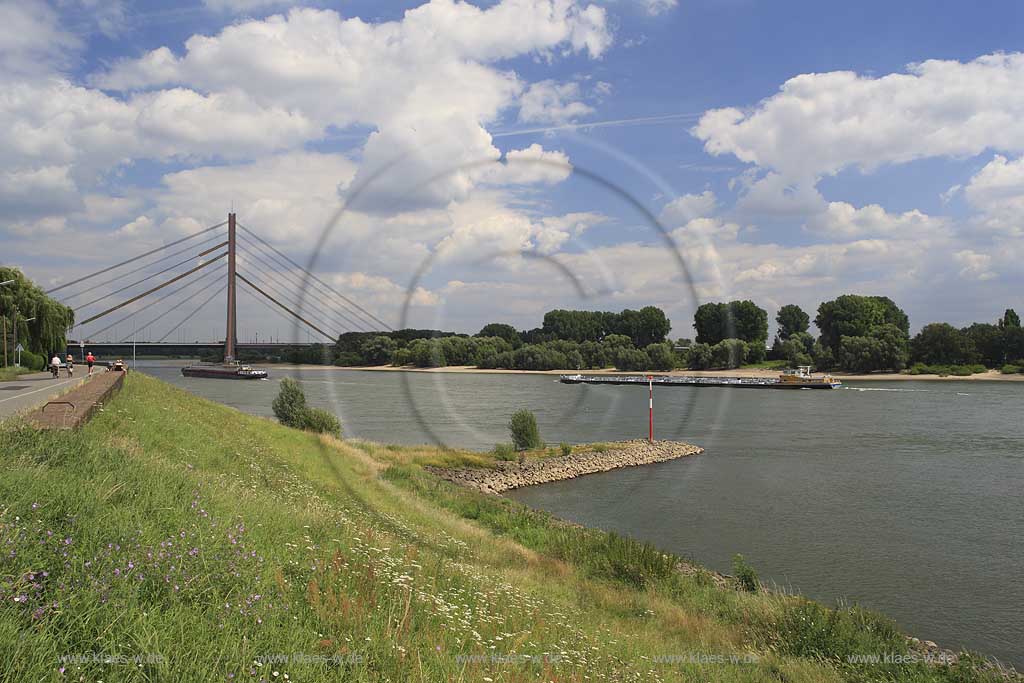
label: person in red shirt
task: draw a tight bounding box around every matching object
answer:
[86,352,95,376]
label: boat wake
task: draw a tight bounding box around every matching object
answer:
[844,386,931,393]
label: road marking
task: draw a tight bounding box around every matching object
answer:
[0,376,85,404]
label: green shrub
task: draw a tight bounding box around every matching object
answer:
[299,407,342,437]
[1001,364,1021,374]
[560,442,572,457]
[272,377,341,436]
[710,339,747,369]
[732,553,759,592]
[907,362,987,376]
[18,349,44,371]
[272,377,307,427]
[592,443,608,453]
[493,443,517,461]
[508,409,541,450]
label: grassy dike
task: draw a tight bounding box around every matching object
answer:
[0,373,1010,682]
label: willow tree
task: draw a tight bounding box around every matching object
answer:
[0,267,75,357]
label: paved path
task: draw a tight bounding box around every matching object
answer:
[0,369,98,421]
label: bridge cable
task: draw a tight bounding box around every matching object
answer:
[234,233,377,333]
[115,265,229,342]
[74,241,228,310]
[236,273,336,341]
[82,263,228,341]
[77,253,227,327]
[238,284,321,342]
[234,243,370,334]
[58,232,226,303]
[45,221,227,295]
[232,262,344,340]
[157,284,229,343]
[236,223,392,330]
[235,239,373,333]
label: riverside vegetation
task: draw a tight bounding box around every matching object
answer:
[0,373,1017,682]
[230,298,1024,378]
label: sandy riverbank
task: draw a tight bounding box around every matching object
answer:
[263,363,1024,382]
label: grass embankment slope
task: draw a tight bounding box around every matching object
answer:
[0,374,1009,682]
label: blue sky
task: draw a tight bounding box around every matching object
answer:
[2,0,1023,342]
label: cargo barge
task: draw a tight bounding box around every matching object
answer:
[181,363,268,380]
[560,366,841,390]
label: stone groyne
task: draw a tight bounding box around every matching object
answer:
[425,439,703,494]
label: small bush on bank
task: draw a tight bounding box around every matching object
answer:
[493,443,516,460]
[299,407,342,437]
[508,409,541,450]
[272,377,307,426]
[272,377,342,436]
[560,442,572,457]
[732,553,759,592]
[1001,364,1021,374]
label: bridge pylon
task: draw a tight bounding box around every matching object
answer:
[224,212,237,361]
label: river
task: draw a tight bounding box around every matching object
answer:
[138,360,1023,668]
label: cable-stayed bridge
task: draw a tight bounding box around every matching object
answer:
[52,214,390,359]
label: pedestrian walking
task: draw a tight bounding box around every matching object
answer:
[86,351,95,376]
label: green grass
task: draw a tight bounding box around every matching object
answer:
[0,373,1012,682]
[0,365,34,382]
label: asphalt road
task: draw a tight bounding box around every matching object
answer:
[0,368,95,420]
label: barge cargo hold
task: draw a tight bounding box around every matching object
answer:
[560,366,841,390]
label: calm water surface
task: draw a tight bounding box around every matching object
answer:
[139,361,1024,668]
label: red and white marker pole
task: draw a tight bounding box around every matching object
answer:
[647,374,654,442]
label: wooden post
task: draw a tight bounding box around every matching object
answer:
[224,213,237,362]
[2,316,7,368]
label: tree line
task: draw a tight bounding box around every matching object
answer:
[0,268,75,370]
[326,306,677,372]
[313,295,1023,375]
[688,295,1023,375]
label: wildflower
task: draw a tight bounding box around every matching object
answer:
[31,503,39,510]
